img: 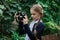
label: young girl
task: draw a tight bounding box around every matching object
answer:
[16,4,44,40]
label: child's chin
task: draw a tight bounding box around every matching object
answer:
[32,19,35,20]
[32,18,37,20]
[33,19,37,20]
[34,19,39,21]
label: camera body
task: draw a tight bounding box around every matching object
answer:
[16,11,26,35]
[16,11,25,22]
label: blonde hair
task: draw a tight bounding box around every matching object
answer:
[31,4,43,17]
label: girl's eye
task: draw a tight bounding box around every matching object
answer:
[31,14,35,15]
[31,13,36,15]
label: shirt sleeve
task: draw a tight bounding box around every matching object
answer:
[18,22,26,35]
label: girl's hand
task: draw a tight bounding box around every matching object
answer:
[23,15,28,24]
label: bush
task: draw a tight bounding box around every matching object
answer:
[0,0,60,40]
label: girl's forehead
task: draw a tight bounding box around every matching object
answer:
[30,9,37,14]
[30,8,39,14]
[30,8,36,13]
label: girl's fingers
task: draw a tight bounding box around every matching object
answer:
[24,15,28,19]
[23,15,28,24]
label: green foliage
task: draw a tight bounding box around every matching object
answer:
[36,0,60,35]
[11,30,25,40]
[0,0,60,40]
[0,0,36,40]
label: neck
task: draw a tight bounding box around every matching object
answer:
[35,17,40,21]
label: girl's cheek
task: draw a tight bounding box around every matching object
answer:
[31,15,34,19]
[31,15,34,18]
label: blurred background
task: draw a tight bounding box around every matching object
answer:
[0,0,60,40]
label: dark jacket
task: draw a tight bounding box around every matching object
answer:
[19,22,44,40]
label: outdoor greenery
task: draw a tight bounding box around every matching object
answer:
[0,0,60,40]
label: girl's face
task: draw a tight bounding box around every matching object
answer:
[30,8,41,21]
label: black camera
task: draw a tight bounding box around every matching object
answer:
[16,11,26,22]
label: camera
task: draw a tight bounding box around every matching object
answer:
[16,11,26,22]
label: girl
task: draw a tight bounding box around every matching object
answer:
[16,4,44,40]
